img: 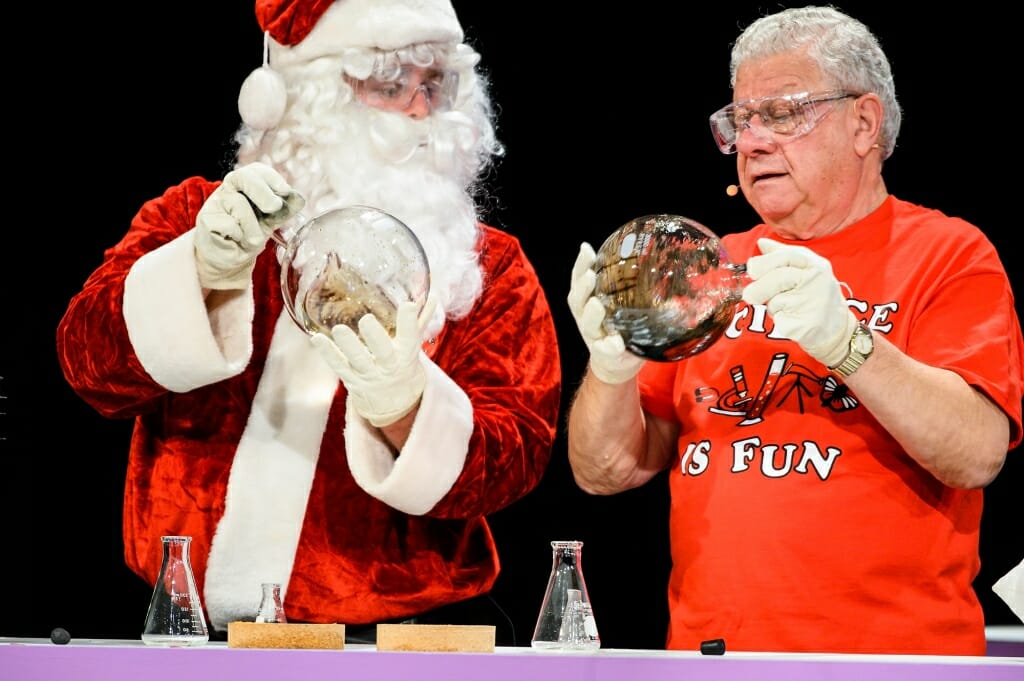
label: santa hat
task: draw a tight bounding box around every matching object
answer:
[239,0,464,130]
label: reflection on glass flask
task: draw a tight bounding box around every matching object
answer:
[558,588,600,650]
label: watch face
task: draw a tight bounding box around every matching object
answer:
[853,328,873,354]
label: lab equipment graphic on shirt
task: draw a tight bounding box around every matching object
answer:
[673,303,881,483]
[695,352,859,425]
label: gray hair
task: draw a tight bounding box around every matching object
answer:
[730,5,901,159]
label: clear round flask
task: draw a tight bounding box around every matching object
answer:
[141,536,209,646]
[531,540,600,651]
[593,214,747,362]
[274,206,430,337]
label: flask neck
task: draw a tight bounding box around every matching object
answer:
[551,540,583,560]
[161,536,191,560]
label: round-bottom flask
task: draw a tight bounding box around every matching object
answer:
[593,214,746,361]
[276,206,430,337]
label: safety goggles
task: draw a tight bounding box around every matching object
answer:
[708,90,859,154]
[350,65,460,114]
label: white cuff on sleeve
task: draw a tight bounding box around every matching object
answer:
[344,357,473,514]
[123,230,253,392]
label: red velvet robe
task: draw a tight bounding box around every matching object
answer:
[56,176,561,629]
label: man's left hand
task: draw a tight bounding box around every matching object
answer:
[742,238,857,368]
[311,293,437,427]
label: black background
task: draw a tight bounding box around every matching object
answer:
[4,1,1021,649]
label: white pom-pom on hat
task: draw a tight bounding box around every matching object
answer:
[238,29,288,131]
[239,64,287,130]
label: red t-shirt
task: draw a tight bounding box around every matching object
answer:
[640,196,1023,654]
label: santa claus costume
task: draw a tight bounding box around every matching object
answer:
[57,0,561,637]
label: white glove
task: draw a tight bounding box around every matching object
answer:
[194,162,304,290]
[741,238,857,368]
[567,242,646,385]
[311,293,438,427]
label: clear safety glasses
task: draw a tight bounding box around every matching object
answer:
[708,90,860,154]
[350,65,460,114]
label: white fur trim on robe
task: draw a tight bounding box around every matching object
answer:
[204,311,339,631]
[345,358,473,515]
[123,230,253,392]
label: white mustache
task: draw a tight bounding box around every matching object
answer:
[367,110,479,169]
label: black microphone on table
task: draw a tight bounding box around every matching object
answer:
[700,637,726,655]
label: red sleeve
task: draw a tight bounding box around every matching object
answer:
[55,177,218,418]
[899,220,1024,449]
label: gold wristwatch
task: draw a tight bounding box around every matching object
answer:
[828,322,874,379]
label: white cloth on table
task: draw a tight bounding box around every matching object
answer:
[993,557,1024,623]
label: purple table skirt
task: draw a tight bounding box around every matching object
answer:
[3,639,1021,681]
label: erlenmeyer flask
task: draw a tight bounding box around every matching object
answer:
[141,536,209,646]
[255,582,287,623]
[531,540,600,651]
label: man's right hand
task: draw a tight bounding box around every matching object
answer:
[194,162,305,290]
[567,242,645,384]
